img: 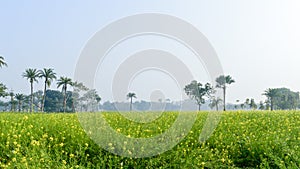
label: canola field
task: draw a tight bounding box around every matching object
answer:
[0,111,299,168]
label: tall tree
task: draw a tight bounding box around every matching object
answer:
[38,68,57,112]
[127,92,136,111]
[262,88,277,111]
[184,80,213,111]
[22,68,39,112]
[215,75,235,111]
[57,77,73,112]
[0,56,7,68]
[15,94,25,112]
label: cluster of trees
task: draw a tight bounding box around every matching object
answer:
[184,75,235,111]
[0,56,101,112]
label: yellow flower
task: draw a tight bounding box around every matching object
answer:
[70,153,75,158]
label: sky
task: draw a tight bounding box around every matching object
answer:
[1,1,300,103]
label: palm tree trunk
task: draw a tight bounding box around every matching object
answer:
[130,97,132,111]
[18,101,21,112]
[270,98,273,111]
[223,86,226,111]
[198,104,201,111]
[63,88,67,112]
[10,96,13,112]
[216,103,219,111]
[41,81,47,112]
[30,82,33,112]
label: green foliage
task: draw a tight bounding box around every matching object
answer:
[44,90,73,112]
[0,56,7,68]
[0,111,298,168]
[0,83,7,98]
[184,80,213,110]
[263,88,299,110]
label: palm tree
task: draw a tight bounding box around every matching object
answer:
[0,56,7,68]
[15,94,25,112]
[22,68,39,112]
[57,76,73,112]
[209,97,222,111]
[39,68,57,112]
[127,92,136,111]
[216,75,235,111]
[96,95,101,111]
[263,88,277,111]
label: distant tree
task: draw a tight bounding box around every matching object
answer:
[0,83,7,98]
[81,89,100,112]
[33,90,43,111]
[44,90,63,112]
[96,95,101,111]
[184,80,213,111]
[0,56,7,68]
[57,77,73,112]
[72,81,89,112]
[15,94,25,112]
[263,88,277,111]
[9,91,14,111]
[127,92,136,111]
[249,98,257,110]
[209,97,222,111]
[22,68,39,112]
[258,101,265,110]
[215,75,235,111]
[240,103,245,110]
[38,68,57,112]
[245,98,250,108]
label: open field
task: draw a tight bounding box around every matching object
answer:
[0,111,299,168]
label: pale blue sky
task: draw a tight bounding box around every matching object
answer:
[1,1,300,103]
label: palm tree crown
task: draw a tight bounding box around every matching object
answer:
[22,68,39,112]
[0,56,7,68]
[57,76,73,112]
[23,68,39,84]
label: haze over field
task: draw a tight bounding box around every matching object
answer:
[1,1,300,103]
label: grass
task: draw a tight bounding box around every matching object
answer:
[0,111,299,168]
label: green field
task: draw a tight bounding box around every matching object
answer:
[0,111,299,168]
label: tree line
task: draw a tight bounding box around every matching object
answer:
[1,56,300,112]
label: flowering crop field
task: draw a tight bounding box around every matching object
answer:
[0,111,299,168]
